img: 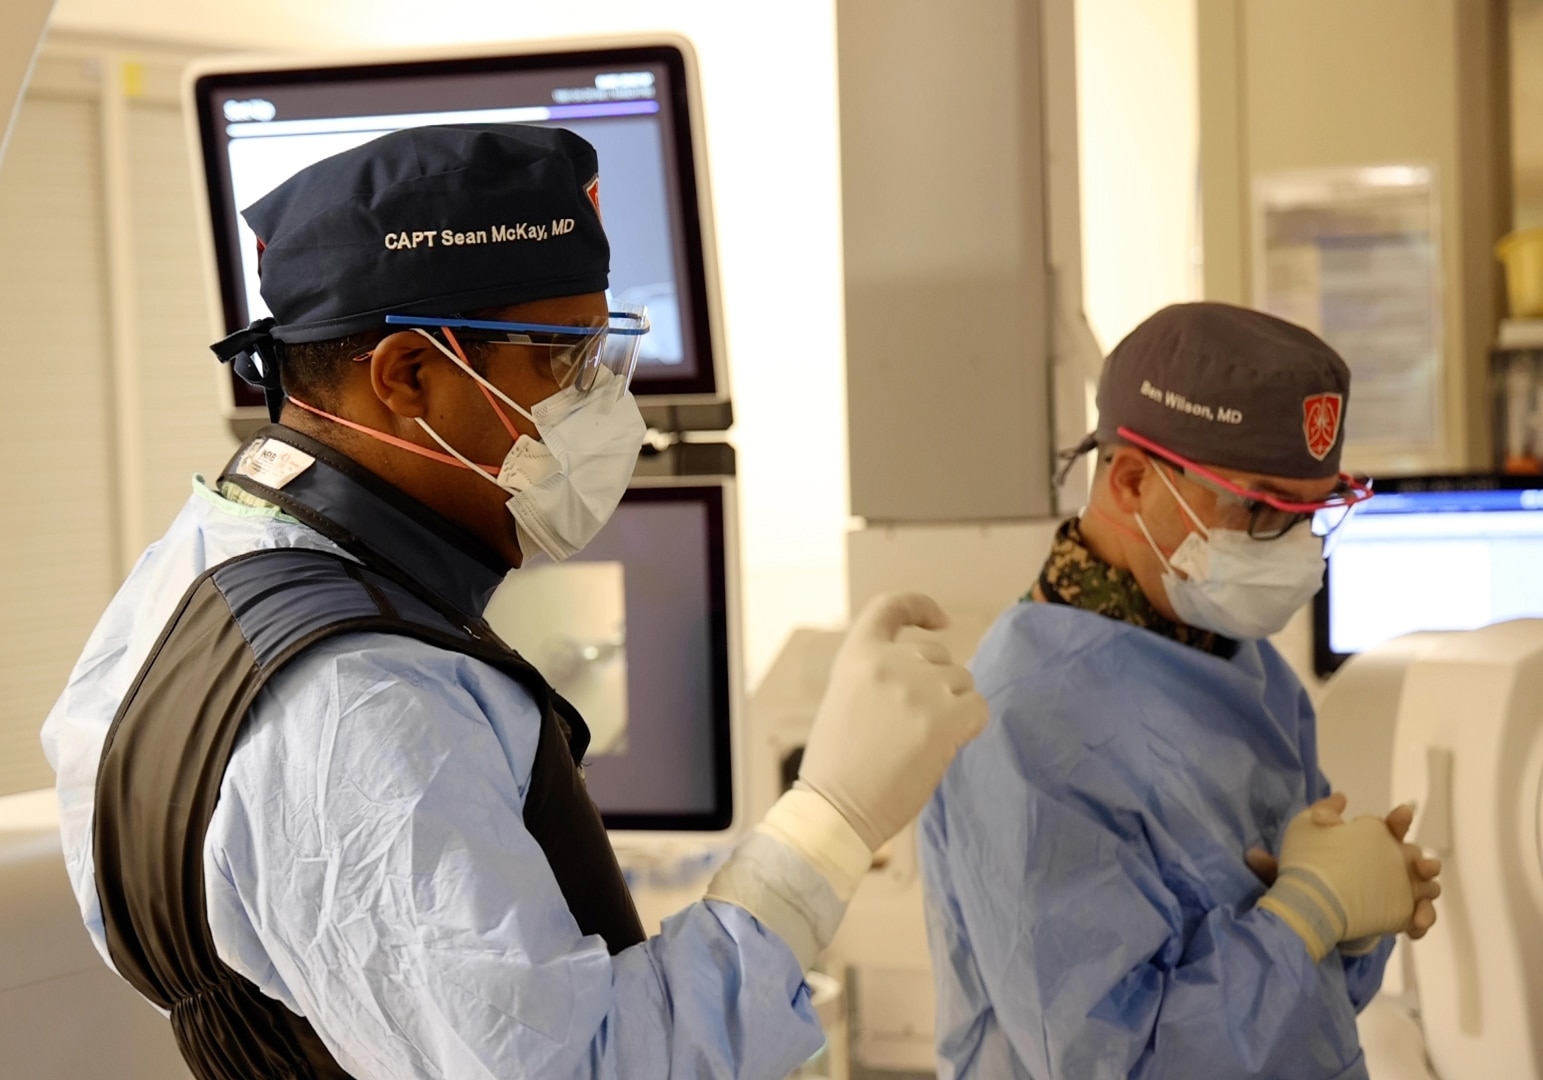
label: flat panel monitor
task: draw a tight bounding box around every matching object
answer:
[484,473,739,832]
[1314,475,1543,676]
[189,40,730,434]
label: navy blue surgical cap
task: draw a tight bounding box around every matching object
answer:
[247,123,608,342]
[212,123,610,417]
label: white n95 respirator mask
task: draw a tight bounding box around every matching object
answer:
[411,334,646,562]
[283,326,646,562]
[1135,464,1326,640]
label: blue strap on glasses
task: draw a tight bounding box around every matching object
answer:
[384,313,647,336]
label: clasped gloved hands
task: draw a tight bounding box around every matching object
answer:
[706,593,989,968]
[1250,793,1443,962]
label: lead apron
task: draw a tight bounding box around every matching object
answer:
[92,427,644,1080]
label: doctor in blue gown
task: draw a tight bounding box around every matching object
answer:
[920,303,1443,1080]
[42,124,989,1079]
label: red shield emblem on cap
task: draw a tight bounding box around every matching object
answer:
[584,175,601,220]
[1303,393,1344,460]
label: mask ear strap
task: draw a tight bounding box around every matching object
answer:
[413,418,506,487]
[1089,505,1151,548]
[440,327,527,443]
[1149,460,1211,539]
[1132,511,1178,575]
[411,327,537,437]
[286,394,501,478]
[1093,504,1177,573]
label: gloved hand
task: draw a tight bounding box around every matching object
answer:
[1256,793,1443,962]
[796,592,990,852]
[705,593,988,969]
[1247,796,1443,950]
[1244,795,1359,883]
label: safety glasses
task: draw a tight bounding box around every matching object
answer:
[1117,426,1373,547]
[383,304,650,402]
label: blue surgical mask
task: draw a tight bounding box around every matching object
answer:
[1135,465,1326,639]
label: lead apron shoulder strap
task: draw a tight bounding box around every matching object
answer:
[93,547,642,1080]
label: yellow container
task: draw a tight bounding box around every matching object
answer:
[1496,228,1543,318]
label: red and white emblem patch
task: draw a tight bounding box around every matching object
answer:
[1303,392,1344,460]
[584,175,601,220]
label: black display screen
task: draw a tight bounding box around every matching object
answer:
[482,482,735,831]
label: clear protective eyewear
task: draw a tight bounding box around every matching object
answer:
[1117,426,1374,551]
[383,303,650,403]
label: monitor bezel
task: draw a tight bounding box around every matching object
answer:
[1313,472,1543,677]
[184,36,732,433]
[591,474,740,834]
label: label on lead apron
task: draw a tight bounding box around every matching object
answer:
[235,438,315,490]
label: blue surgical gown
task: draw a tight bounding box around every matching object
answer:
[41,479,824,1079]
[919,602,1392,1080]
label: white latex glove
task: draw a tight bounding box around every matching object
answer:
[797,592,989,851]
[1257,794,1442,962]
[705,592,988,968]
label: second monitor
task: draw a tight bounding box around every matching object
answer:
[484,467,740,835]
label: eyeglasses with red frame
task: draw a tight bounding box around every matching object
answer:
[1116,426,1373,543]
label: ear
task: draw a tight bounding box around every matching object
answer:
[1103,445,1149,514]
[368,331,442,419]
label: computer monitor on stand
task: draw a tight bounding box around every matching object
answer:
[1315,474,1543,677]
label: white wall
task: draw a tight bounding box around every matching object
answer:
[46,0,851,688]
[1075,0,1199,355]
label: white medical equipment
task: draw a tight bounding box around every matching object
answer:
[1317,619,1543,1079]
[0,790,192,1079]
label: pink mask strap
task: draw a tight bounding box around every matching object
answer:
[1090,505,1177,560]
[441,327,524,443]
[286,394,500,477]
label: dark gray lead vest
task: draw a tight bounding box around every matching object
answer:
[92,427,643,1080]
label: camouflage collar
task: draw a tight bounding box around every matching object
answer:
[1031,517,1233,656]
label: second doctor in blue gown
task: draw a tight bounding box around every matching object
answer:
[920,304,1443,1079]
